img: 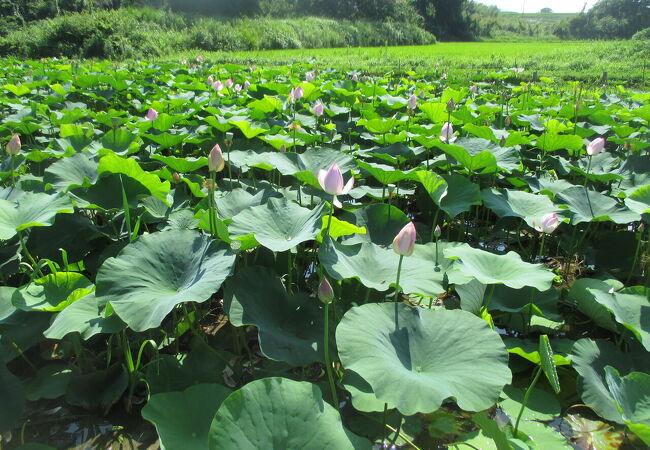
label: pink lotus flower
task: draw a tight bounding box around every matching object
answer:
[305,71,315,82]
[243,80,251,89]
[470,85,478,94]
[533,212,559,234]
[318,277,334,304]
[225,78,233,89]
[408,94,417,110]
[317,163,354,208]
[145,108,158,121]
[234,84,242,92]
[587,137,606,156]
[196,56,203,63]
[6,134,20,155]
[393,222,417,257]
[313,102,324,117]
[441,122,456,143]
[289,86,304,103]
[213,81,223,92]
[208,144,225,172]
[352,74,358,82]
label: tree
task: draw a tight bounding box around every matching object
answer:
[555,0,650,39]
[540,7,552,13]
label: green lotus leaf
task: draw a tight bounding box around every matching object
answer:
[98,153,171,204]
[445,244,555,291]
[44,292,125,340]
[12,272,94,312]
[482,188,559,229]
[143,132,188,150]
[96,230,235,331]
[229,197,324,252]
[336,304,511,415]
[341,370,397,413]
[65,363,128,411]
[625,185,650,215]
[142,384,232,450]
[356,160,414,186]
[440,174,482,219]
[208,377,371,450]
[557,186,640,225]
[438,138,498,173]
[0,193,74,240]
[320,238,459,297]
[570,339,650,423]
[568,278,619,332]
[0,363,24,433]
[342,203,409,246]
[499,386,560,423]
[25,365,75,401]
[43,152,98,192]
[604,366,650,444]
[536,133,584,152]
[588,288,650,351]
[151,154,208,173]
[224,266,325,366]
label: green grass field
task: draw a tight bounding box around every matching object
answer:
[178,41,648,87]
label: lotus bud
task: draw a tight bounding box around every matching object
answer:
[288,122,301,132]
[504,116,511,127]
[408,94,417,110]
[234,83,242,92]
[181,59,187,65]
[433,224,441,240]
[500,136,506,146]
[207,75,214,85]
[295,86,304,100]
[393,222,417,257]
[419,90,426,98]
[145,108,158,121]
[172,172,181,184]
[6,134,20,155]
[441,122,456,143]
[305,71,314,82]
[225,78,233,89]
[196,56,203,63]
[318,277,334,304]
[469,85,478,94]
[213,81,223,92]
[441,73,447,80]
[224,132,234,148]
[352,73,359,82]
[534,212,559,234]
[587,137,606,156]
[208,144,225,172]
[624,141,632,150]
[313,102,324,117]
[243,80,251,89]
[280,145,287,153]
[446,98,455,112]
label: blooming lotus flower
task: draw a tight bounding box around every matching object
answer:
[6,134,20,155]
[587,137,606,156]
[533,212,559,234]
[225,78,233,89]
[317,163,354,208]
[318,277,334,304]
[213,80,223,92]
[441,122,456,143]
[234,83,242,92]
[393,222,416,257]
[145,108,158,121]
[305,71,314,82]
[289,86,304,103]
[208,144,225,172]
[408,94,417,110]
[313,102,324,117]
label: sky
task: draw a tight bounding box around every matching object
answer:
[474,0,599,13]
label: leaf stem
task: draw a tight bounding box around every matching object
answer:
[513,366,542,435]
[323,302,339,411]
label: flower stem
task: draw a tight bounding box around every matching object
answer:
[323,302,339,411]
[514,366,542,435]
[394,255,404,303]
[208,172,217,238]
[325,200,334,239]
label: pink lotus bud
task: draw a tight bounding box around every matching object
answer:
[181,59,187,65]
[393,222,417,257]
[433,225,441,239]
[352,74,358,82]
[172,172,181,184]
[213,81,223,92]
[446,98,455,112]
[317,163,354,208]
[196,56,203,63]
[441,122,456,143]
[208,144,225,172]
[6,134,20,155]
[313,102,324,117]
[408,94,417,110]
[318,277,334,304]
[280,145,287,153]
[534,212,559,234]
[504,116,511,127]
[293,86,304,100]
[145,108,158,121]
[305,71,314,82]
[587,137,606,156]
[234,84,242,92]
[470,85,478,94]
[441,73,447,80]
[207,76,214,85]
[243,80,251,89]
[225,79,233,89]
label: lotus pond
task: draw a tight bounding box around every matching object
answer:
[0,59,649,449]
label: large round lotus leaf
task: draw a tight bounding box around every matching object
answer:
[336,304,511,415]
[224,266,326,366]
[0,192,73,240]
[444,243,555,291]
[481,188,559,229]
[570,339,650,423]
[142,383,232,450]
[557,186,640,225]
[44,293,125,340]
[320,238,462,297]
[96,230,235,331]
[604,366,650,444]
[229,197,324,252]
[207,377,371,450]
[342,204,409,246]
[12,272,94,312]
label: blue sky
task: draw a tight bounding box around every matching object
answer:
[474,0,598,13]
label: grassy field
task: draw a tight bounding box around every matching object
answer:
[178,41,648,87]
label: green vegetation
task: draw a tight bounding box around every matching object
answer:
[555,0,650,39]
[198,41,649,87]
